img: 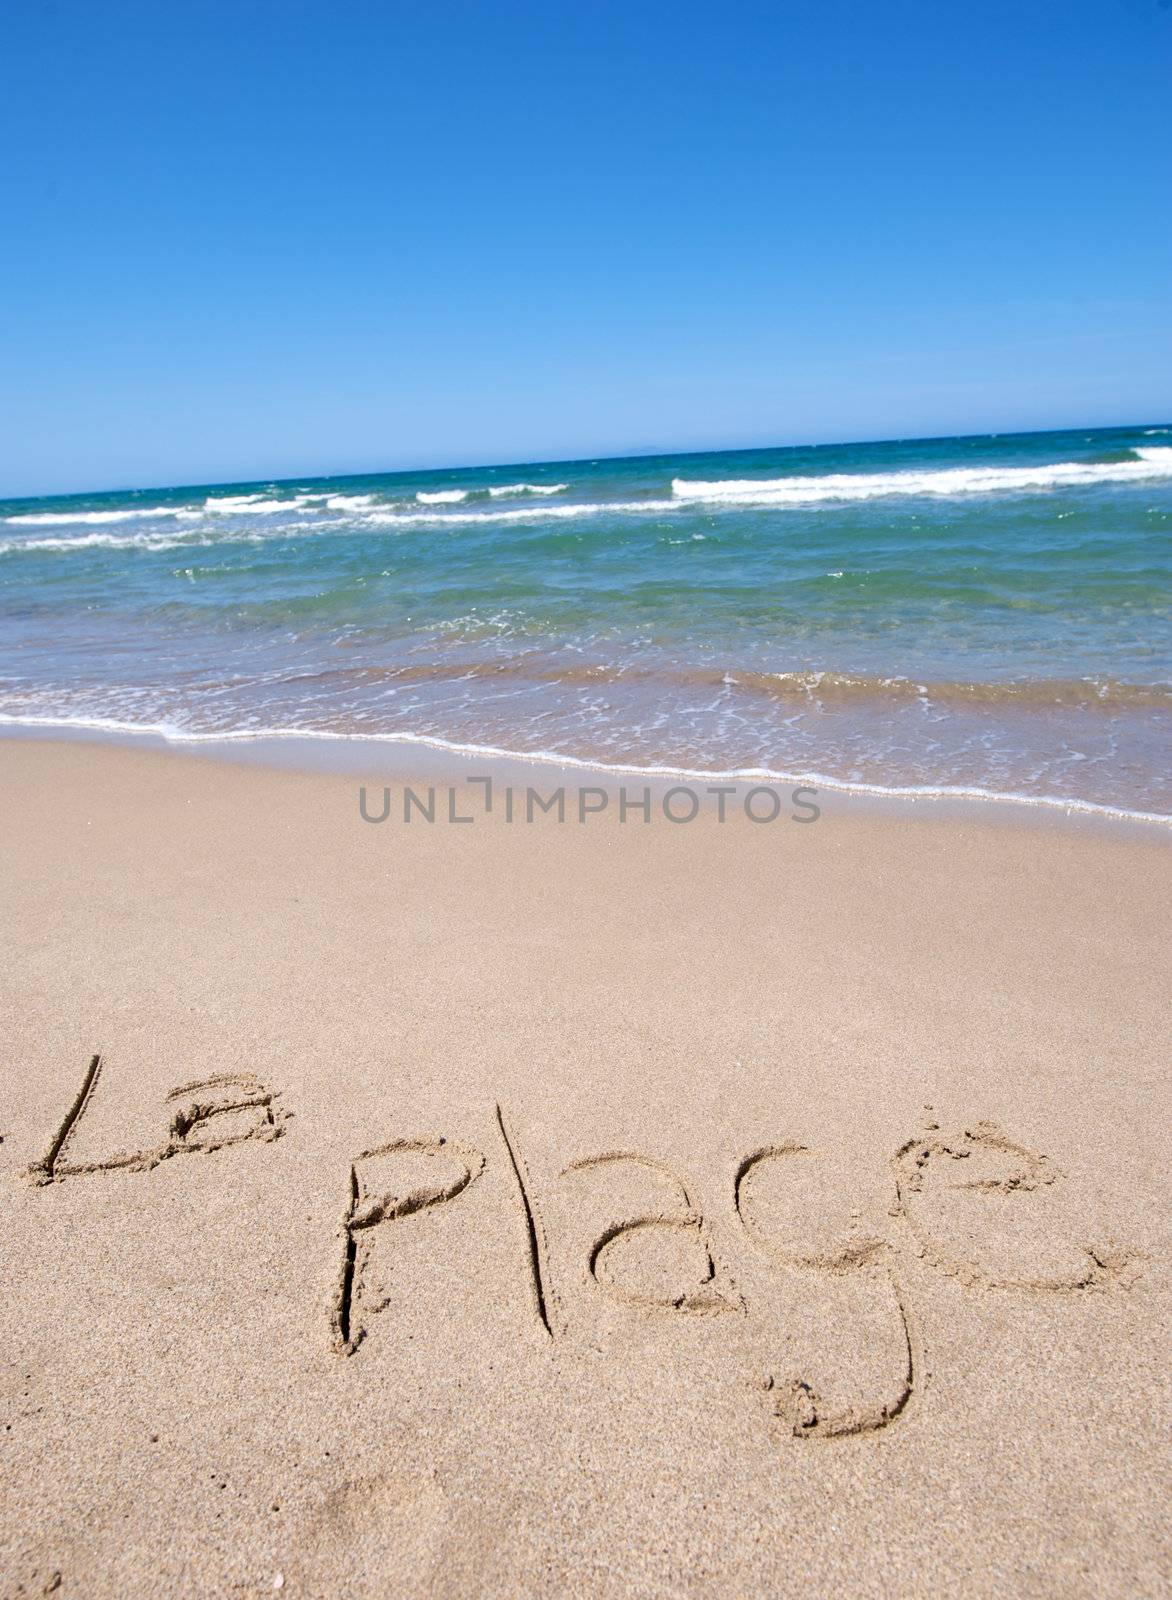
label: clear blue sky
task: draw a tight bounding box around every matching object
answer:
[2,0,1170,496]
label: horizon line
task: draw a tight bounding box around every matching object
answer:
[3,416,1168,506]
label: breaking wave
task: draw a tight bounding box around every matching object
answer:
[5,506,201,526]
[671,447,1172,505]
[488,482,568,497]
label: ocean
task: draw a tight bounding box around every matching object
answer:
[2,424,1170,820]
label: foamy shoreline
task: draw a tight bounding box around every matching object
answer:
[2,717,1169,829]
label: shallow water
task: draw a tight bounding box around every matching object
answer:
[2,424,1169,818]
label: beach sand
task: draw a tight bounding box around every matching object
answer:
[1,738,1169,1598]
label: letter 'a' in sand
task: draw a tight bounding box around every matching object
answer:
[29,1057,287,1184]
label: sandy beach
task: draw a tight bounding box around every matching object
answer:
[1,737,1168,1597]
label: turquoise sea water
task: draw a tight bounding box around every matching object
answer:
[1,425,1170,818]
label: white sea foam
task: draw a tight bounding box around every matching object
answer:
[488,482,568,497]
[4,506,199,526]
[416,489,470,504]
[0,521,349,556]
[204,495,317,514]
[0,531,207,555]
[366,499,676,528]
[323,493,378,511]
[2,494,328,527]
[0,497,676,553]
[671,448,1172,506]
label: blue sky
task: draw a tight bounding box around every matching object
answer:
[2,0,1170,496]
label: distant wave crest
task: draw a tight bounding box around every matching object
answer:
[6,506,201,527]
[366,499,675,528]
[0,498,679,553]
[488,482,568,497]
[204,494,318,514]
[6,446,1172,549]
[671,447,1172,505]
